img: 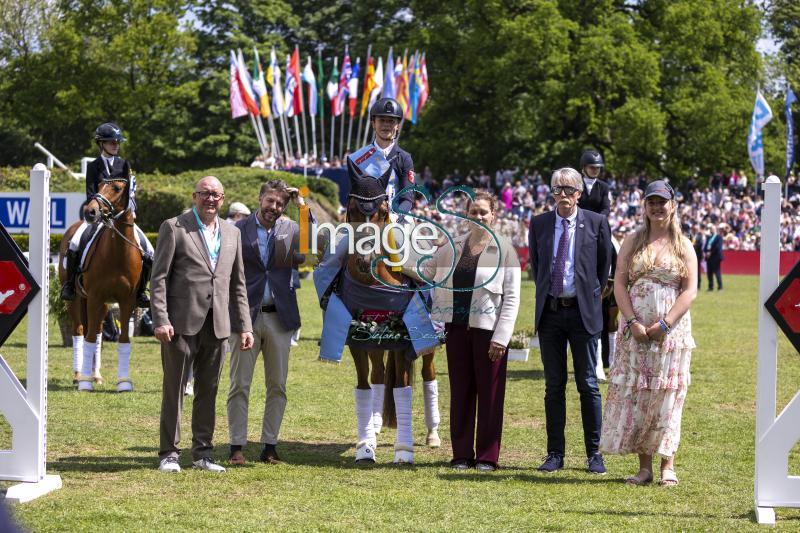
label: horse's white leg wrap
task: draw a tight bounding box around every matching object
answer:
[595,337,606,382]
[72,336,84,373]
[370,383,385,435]
[608,331,617,367]
[93,337,102,374]
[116,342,133,392]
[354,388,376,462]
[423,379,441,448]
[393,386,414,464]
[78,341,96,391]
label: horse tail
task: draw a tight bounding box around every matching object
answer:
[383,357,397,429]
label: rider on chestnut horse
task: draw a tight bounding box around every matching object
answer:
[60,122,153,307]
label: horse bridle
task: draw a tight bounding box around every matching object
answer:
[91,178,143,256]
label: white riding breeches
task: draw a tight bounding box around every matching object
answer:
[69,221,154,256]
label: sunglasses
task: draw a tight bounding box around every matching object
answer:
[552,186,579,196]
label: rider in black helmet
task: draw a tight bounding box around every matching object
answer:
[577,149,611,216]
[61,122,153,307]
[368,97,415,218]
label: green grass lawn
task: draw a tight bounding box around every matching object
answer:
[2,276,800,531]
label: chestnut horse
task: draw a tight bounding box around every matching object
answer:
[344,194,439,465]
[59,177,142,392]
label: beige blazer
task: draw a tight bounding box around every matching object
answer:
[150,210,252,339]
[418,232,521,347]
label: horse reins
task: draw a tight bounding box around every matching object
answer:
[91,178,145,257]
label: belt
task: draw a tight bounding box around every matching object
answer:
[260,304,277,313]
[548,296,577,311]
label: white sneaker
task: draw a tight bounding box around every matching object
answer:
[184,380,194,396]
[158,457,181,473]
[192,457,226,472]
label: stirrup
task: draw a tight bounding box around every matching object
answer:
[117,377,134,393]
[77,375,94,392]
[60,284,76,301]
[355,441,376,463]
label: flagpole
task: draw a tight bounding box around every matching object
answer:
[255,114,271,161]
[356,46,371,151]
[339,107,345,159]
[347,110,354,152]
[293,114,304,159]
[310,112,317,159]
[280,111,293,163]
[249,113,268,160]
[330,111,336,162]
[267,113,282,161]
[318,50,326,159]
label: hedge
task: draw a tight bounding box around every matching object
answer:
[0,166,340,233]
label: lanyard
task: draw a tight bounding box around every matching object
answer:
[192,207,221,264]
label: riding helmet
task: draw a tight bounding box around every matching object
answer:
[579,150,604,168]
[370,98,404,121]
[94,122,126,143]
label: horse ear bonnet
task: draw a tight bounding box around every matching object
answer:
[347,151,389,217]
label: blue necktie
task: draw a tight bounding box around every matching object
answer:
[551,218,570,297]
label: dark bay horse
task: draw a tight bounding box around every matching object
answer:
[59,177,142,392]
[343,178,439,464]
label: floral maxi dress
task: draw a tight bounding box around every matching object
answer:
[599,259,696,458]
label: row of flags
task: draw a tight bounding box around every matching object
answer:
[229,45,430,161]
[748,86,796,179]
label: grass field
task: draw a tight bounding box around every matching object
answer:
[2,275,800,531]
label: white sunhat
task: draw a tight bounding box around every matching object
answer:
[228,202,251,216]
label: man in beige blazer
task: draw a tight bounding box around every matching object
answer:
[150,176,254,473]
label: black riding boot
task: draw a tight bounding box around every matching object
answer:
[136,255,152,308]
[60,249,79,301]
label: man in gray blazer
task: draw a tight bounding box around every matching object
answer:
[151,176,254,473]
[228,180,308,466]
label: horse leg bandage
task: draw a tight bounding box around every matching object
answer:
[355,388,376,461]
[370,383,385,435]
[93,338,102,374]
[423,380,440,430]
[608,332,617,367]
[393,386,414,464]
[117,343,133,392]
[72,336,84,373]
[78,341,97,391]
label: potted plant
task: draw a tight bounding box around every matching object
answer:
[48,265,72,347]
[507,329,533,362]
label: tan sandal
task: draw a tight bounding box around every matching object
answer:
[625,468,653,485]
[660,468,679,486]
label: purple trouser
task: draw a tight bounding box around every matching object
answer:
[445,324,508,467]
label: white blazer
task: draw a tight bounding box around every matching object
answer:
[417,232,521,347]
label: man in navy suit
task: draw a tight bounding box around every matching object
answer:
[227,179,309,465]
[704,223,724,291]
[529,167,612,474]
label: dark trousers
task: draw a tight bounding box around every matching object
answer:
[707,259,722,290]
[538,300,602,457]
[445,324,508,467]
[159,311,225,461]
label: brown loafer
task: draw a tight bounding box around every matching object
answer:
[260,445,284,464]
[229,450,246,466]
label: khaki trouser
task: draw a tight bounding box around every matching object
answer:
[159,311,225,461]
[227,310,293,446]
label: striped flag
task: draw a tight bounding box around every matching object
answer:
[236,49,260,116]
[284,54,296,117]
[290,47,303,115]
[335,49,351,117]
[408,52,419,123]
[786,87,797,179]
[317,53,325,121]
[230,51,248,118]
[747,89,773,177]
[367,57,384,114]
[394,52,409,117]
[302,56,317,116]
[360,56,375,117]
[348,57,360,118]
[382,48,395,99]
[417,52,429,114]
[268,47,285,117]
[252,48,270,118]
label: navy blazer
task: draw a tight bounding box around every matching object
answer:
[704,233,724,263]
[528,207,611,335]
[234,214,305,331]
[577,178,611,216]
[85,156,130,199]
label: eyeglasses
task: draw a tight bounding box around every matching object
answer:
[552,186,579,196]
[195,191,225,201]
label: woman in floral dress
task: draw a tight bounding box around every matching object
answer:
[600,180,698,486]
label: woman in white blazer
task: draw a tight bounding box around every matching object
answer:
[420,191,521,471]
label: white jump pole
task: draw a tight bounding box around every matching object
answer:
[754,174,800,524]
[0,164,62,503]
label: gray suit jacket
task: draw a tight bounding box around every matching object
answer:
[234,214,304,331]
[150,210,252,339]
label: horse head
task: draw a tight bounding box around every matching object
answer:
[85,178,130,224]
